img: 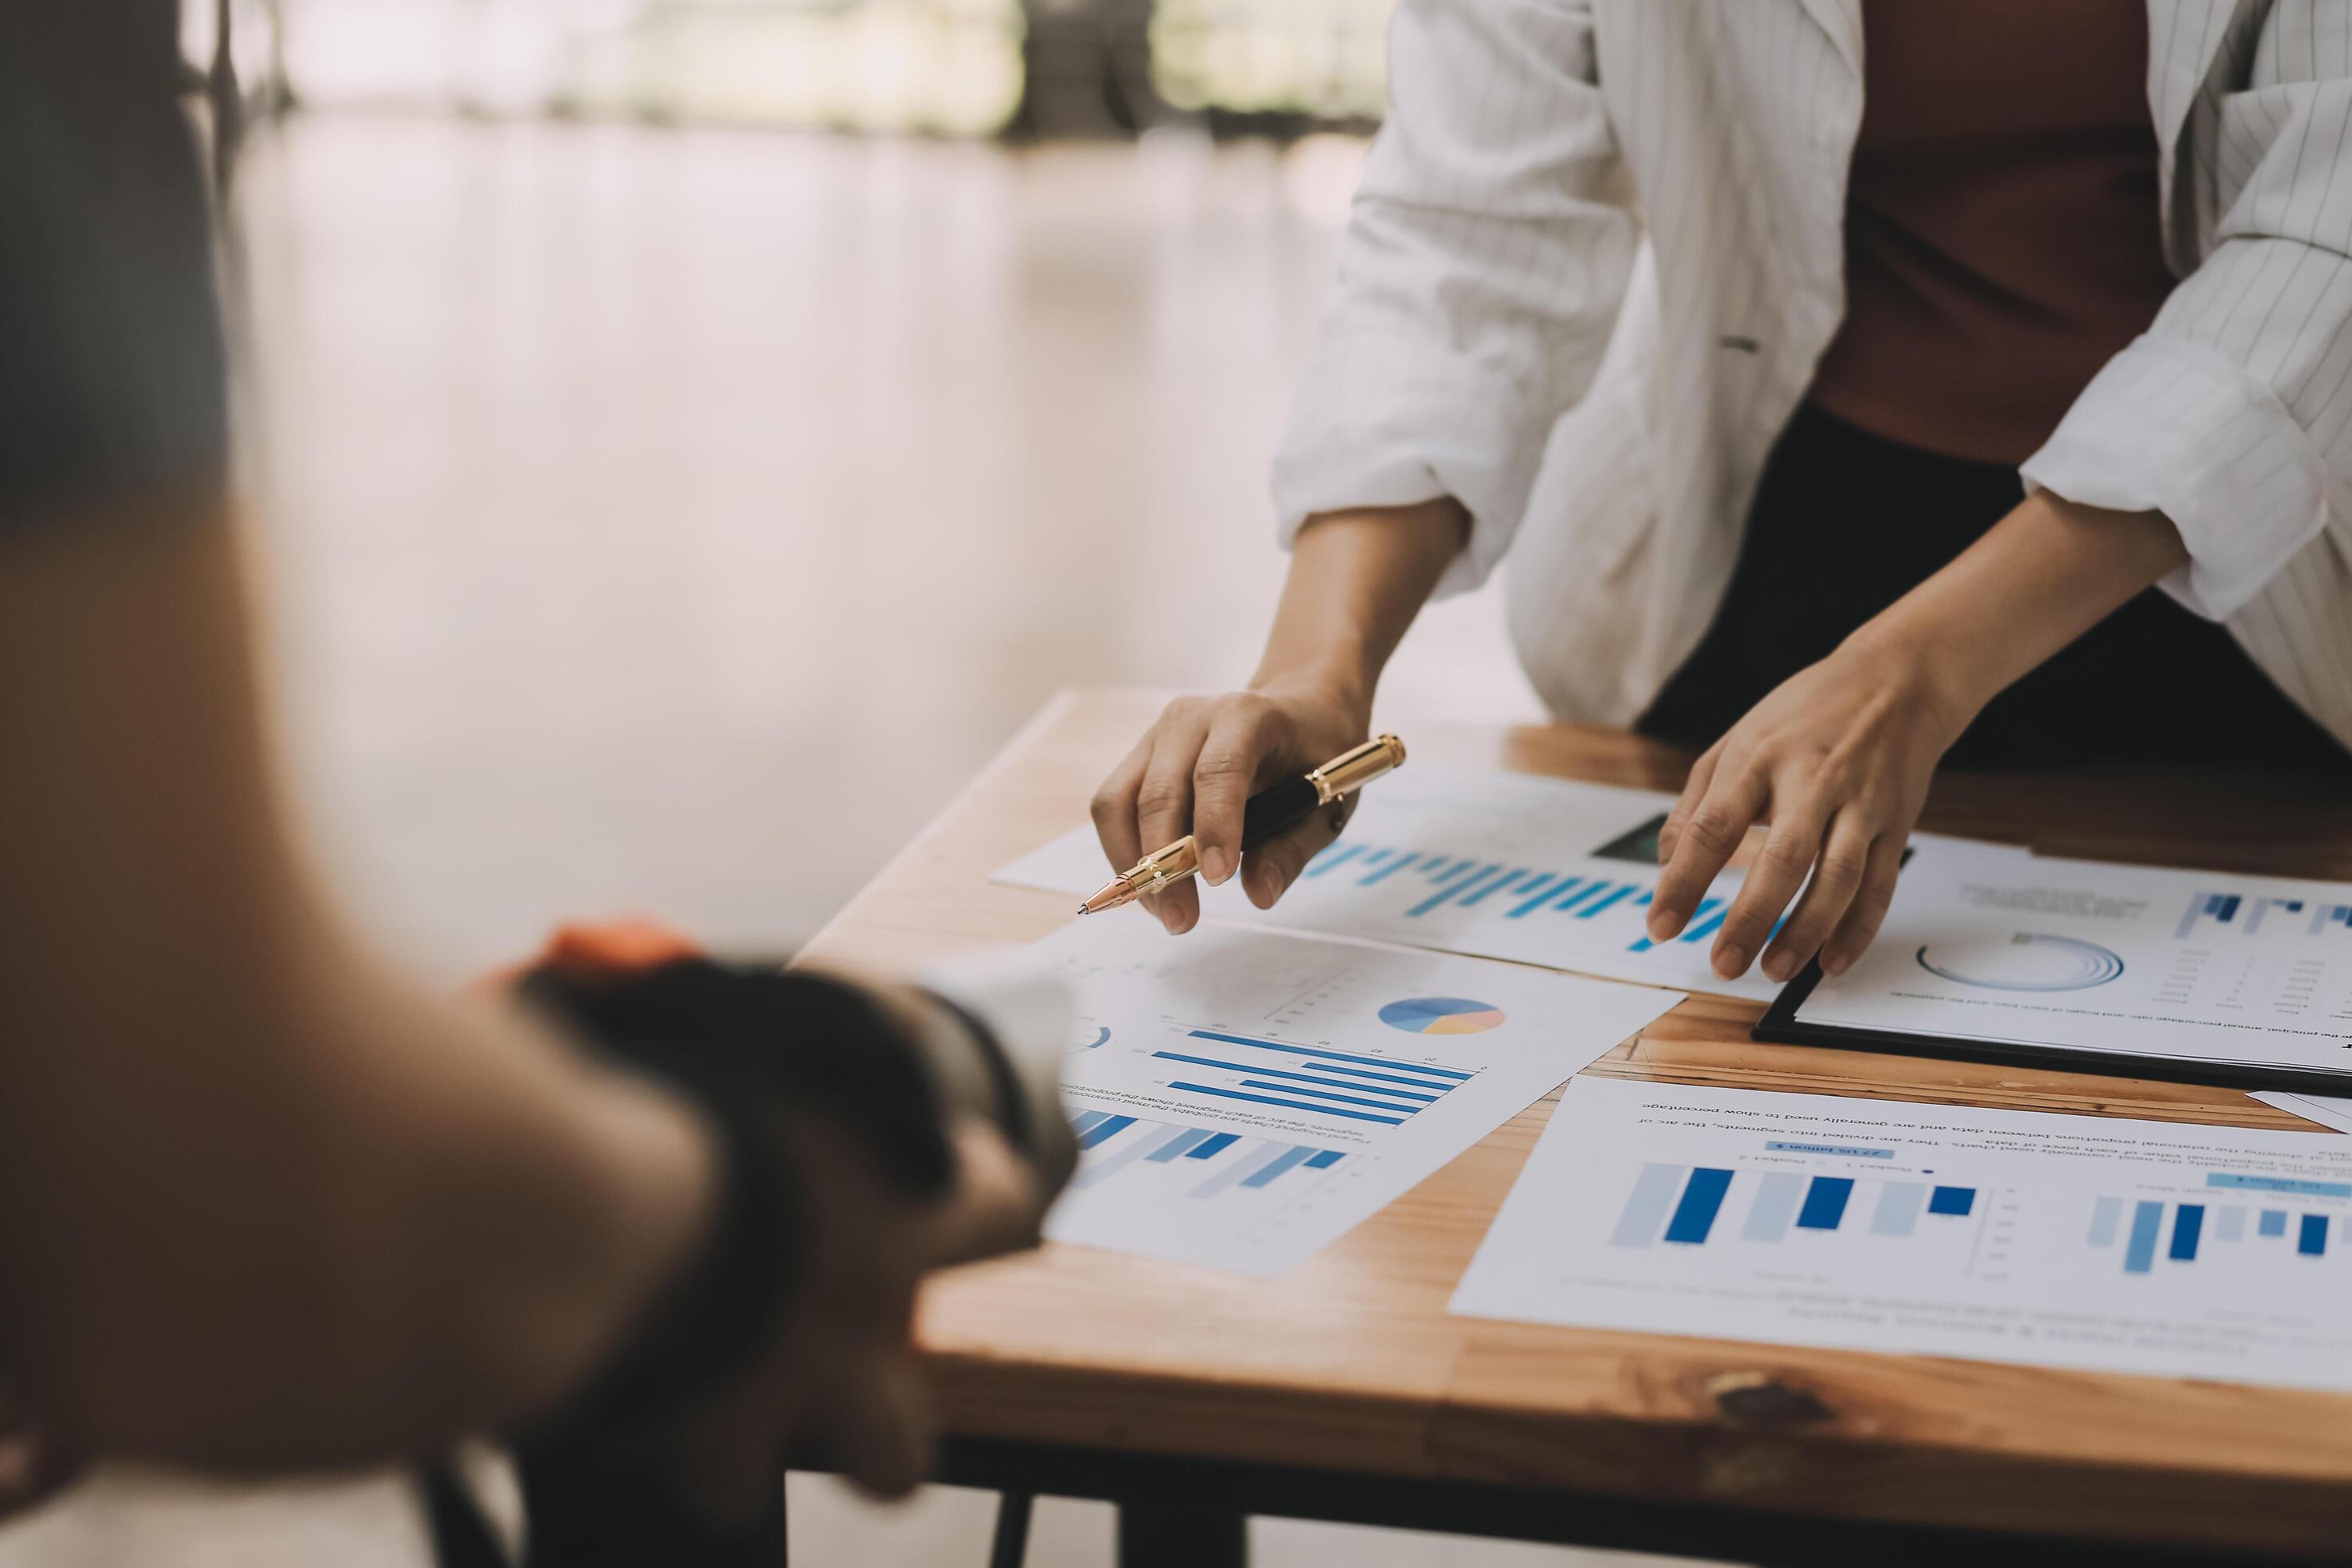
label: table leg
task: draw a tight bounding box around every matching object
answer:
[1116,1505,1246,1568]
[989,1491,1034,1568]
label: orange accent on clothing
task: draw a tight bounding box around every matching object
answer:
[474,918,705,994]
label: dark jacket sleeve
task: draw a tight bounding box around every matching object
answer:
[0,0,229,529]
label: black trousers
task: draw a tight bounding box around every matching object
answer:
[1636,402,2352,773]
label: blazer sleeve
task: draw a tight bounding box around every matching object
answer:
[1269,0,1638,597]
[2021,3,2352,620]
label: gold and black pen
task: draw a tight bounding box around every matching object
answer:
[1078,735,1407,915]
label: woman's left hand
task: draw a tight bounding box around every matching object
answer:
[1644,627,1972,983]
[1642,492,2190,985]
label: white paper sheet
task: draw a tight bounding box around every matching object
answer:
[2253,1090,2352,1134]
[1029,916,1680,1275]
[1790,842,2352,1079]
[1453,1076,2352,1391]
[994,762,2026,1002]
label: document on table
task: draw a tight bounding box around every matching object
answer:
[1026,915,1679,1276]
[994,762,2023,1002]
[1771,841,2352,1086]
[2254,1091,2352,1134]
[1453,1076,2352,1392]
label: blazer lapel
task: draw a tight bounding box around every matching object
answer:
[2147,0,2242,158]
[1794,0,1862,80]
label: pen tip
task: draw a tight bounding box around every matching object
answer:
[1074,904,1090,915]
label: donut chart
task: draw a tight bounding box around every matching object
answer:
[1915,934,2125,992]
[1378,996,1507,1034]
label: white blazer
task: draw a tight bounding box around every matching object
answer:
[1273,0,2352,748]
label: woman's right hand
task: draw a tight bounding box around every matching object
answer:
[1090,679,1370,934]
[1093,498,1468,934]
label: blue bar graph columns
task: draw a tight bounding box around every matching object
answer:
[1611,1163,1685,1249]
[1796,1177,1854,1231]
[1664,1168,1734,1244]
[2123,1200,2165,1274]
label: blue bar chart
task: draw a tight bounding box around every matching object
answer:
[1150,1026,1475,1129]
[1304,839,1736,954]
[2084,1172,2352,1274]
[2178,889,2352,940]
[1142,762,1802,1000]
[2177,891,2244,938]
[1065,1108,1349,1198]
[1038,915,1679,1276]
[1458,1078,2352,1394]
[1610,1163,1982,1250]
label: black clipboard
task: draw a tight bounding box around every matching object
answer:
[1753,958,2352,1097]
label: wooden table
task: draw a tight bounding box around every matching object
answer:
[798,689,2352,1566]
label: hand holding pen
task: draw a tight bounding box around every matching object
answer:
[1086,703,1405,929]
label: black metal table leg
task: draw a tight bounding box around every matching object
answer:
[989,1491,1034,1568]
[1116,1505,1246,1568]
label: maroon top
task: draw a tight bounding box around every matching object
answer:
[1807,0,2178,465]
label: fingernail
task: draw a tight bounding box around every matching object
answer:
[1714,942,1748,978]
[1764,950,1794,982]
[1200,846,1233,886]
[1648,906,1683,940]
[1823,950,1850,978]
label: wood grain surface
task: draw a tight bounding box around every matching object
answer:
[796,688,2352,1558]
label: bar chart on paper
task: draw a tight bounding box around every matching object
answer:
[1454,1078,2352,1391]
[989,762,2023,1001]
[1234,765,1789,998]
[1282,830,1758,991]
[1030,917,1678,1275]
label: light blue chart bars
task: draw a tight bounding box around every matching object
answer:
[1298,838,1738,956]
[1065,1112,1348,1203]
[1870,1182,1926,1237]
[1611,1163,1687,1249]
[1073,1123,1194,1190]
[1742,1173,1807,1242]
[2123,1200,2165,1274]
[1077,1115,1136,1152]
[2102,1192,2342,1272]
[1614,1166,1984,1250]
[2177,891,2243,938]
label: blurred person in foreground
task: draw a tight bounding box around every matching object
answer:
[0,3,1069,1558]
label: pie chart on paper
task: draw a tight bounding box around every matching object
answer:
[1378,996,1507,1035]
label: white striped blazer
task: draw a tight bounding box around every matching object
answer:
[1272,0,2352,750]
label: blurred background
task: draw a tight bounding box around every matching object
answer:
[0,3,1580,1565]
[192,0,1543,974]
